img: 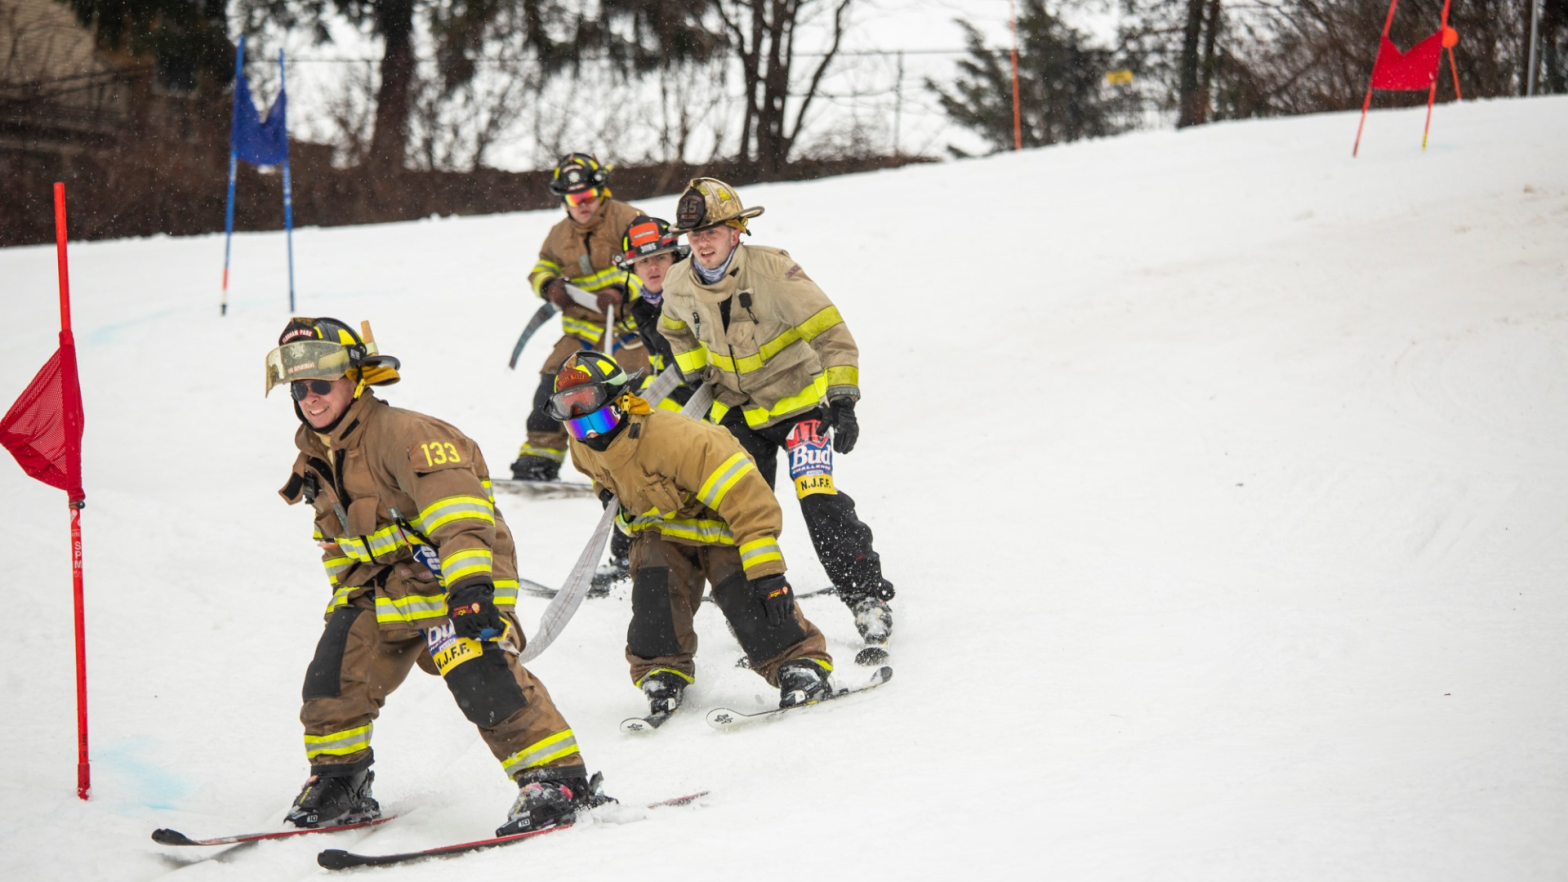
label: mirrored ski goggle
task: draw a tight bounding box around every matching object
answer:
[547,382,613,421]
[264,340,352,397]
[562,406,621,441]
[563,188,600,208]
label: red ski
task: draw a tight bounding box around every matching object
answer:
[152,814,397,847]
[317,792,708,870]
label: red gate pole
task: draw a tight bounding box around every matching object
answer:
[55,183,90,801]
[1422,0,1454,150]
[1009,0,1021,151]
[1354,0,1403,157]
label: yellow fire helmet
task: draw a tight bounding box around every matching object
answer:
[670,177,765,235]
[264,316,401,397]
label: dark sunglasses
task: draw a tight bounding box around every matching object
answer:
[290,378,336,401]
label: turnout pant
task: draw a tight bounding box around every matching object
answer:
[519,334,650,466]
[719,407,893,606]
[300,595,584,784]
[626,532,831,687]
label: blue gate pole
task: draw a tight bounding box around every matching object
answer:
[221,37,244,316]
[280,48,296,313]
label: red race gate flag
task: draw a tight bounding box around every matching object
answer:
[1352,0,1462,157]
[1,183,91,800]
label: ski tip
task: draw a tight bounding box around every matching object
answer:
[151,828,197,846]
[705,708,741,730]
[620,718,654,734]
[318,848,358,870]
[873,665,893,684]
[854,646,890,667]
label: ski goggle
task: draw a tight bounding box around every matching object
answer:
[564,188,600,207]
[562,406,621,440]
[290,378,336,401]
[547,382,614,421]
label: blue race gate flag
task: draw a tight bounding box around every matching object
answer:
[232,67,288,166]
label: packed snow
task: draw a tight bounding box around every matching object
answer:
[2,96,1566,881]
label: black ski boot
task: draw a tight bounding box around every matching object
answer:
[850,596,893,645]
[497,771,610,837]
[285,768,380,829]
[510,454,561,482]
[640,671,687,717]
[777,660,834,708]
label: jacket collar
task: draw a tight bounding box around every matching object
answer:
[685,243,749,306]
[295,391,381,457]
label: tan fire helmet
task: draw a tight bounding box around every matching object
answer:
[670,177,765,235]
[264,317,401,397]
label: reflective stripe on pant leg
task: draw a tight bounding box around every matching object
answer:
[501,729,581,779]
[304,723,373,760]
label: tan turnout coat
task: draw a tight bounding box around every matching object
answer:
[566,409,788,581]
[658,243,860,429]
[280,392,521,633]
[529,199,645,346]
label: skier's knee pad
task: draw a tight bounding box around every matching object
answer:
[440,644,529,728]
[303,606,363,701]
[627,567,682,659]
[712,572,807,663]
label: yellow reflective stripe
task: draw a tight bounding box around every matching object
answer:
[636,667,694,687]
[656,396,684,413]
[531,262,562,294]
[304,724,372,758]
[501,729,581,775]
[796,306,844,341]
[481,478,496,505]
[697,452,755,510]
[824,365,859,390]
[335,524,417,563]
[660,314,687,331]
[517,443,567,462]
[562,316,605,343]
[322,555,353,584]
[415,495,495,534]
[441,547,493,584]
[674,345,709,374]
[323,583,356,615]
[374,592,448,625]
[493,579,518,609]
[742,376,828,428]
[739,537,783,568]
[569,265,628,291]
[656,518,735,545]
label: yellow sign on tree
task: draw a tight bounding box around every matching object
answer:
[1105,69,1134,86]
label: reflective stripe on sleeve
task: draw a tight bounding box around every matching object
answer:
[673,346,709,374]
[304,724,372,758]
[739,537,783,569]
[493,579,519,609]
[441,547,494,584]
[501,729,581,776]
[696,452,756,511]
[374,592,448,625]
[414,495,495,534]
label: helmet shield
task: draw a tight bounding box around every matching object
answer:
[264,339,354,397]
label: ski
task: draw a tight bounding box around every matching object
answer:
[491,478,597,499]
[508,302,558,369]
[619,708,678,733]
[317,792,707,870]
[151,815,397,847]
[706,666,892,730]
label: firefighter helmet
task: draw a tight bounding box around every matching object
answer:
[670,177,764,234]
[264,317,400,397]
[614,215,691,269]
[548,153,610,197]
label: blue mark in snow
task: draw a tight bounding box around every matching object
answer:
[97,739,191,810]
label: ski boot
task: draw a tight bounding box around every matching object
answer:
[777,659,834,708]
[497,771,610,837]
[509,454,561,482]
[850,596,893,646]
[589,531,632,597]
[285,768,380,829]
[640,671,687,717]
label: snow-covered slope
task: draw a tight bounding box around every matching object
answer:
[3,97,1566,881]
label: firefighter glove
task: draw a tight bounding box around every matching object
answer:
[542,278,571,309]
[595,286,624,314]
[448,582,505,641]
[828,397,858,455]
[755,574,794,627]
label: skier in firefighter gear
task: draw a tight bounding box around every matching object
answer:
[658,178,897,648]
[511,153,651,483]
[268,317,604,837]
[552,351,835,714]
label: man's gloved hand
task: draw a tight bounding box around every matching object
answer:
[754,574,795,626]
[447,581,505,641]
[595,286,625,314]
[542,278,571,309]
[828,397,859,455]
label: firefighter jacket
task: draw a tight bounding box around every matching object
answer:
[279,392,521,634]
[529,198,646,348]
[566,409,787,581]
[657,244,860,429]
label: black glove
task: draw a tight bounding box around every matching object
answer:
[597,486,615,509]
[595,285,626,314]
[828,397,858,455]
[754,574,795,627]
[447,581,505,641]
